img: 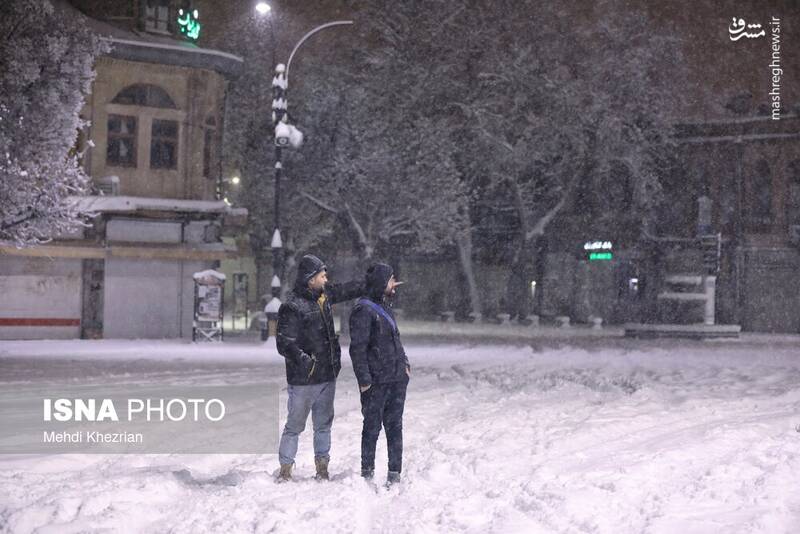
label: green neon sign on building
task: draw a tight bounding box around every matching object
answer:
[589,251,613,261]
[584,240,614,261]
[177,8,201,41]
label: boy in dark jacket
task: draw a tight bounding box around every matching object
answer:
[349,262,410,485]
[276,254,363,481]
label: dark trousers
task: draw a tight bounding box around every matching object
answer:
[360,378,408,473]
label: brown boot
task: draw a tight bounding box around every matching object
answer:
[314,456,329,481]
[277,463,292,482]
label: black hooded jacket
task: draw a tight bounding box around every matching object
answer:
[276,255,363,385]
[349,263,410,387]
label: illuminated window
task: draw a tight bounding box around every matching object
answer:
[107,115,137,167]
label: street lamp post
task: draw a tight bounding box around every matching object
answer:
[269,22,353,294]
[271,62,287,308]
[256,3,352,335]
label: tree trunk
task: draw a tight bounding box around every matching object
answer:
[503,152,595,320]
[504,236,536,320]
[456,229,482,317]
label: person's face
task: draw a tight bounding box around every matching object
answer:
[385,274,402,297]
[308,270,328,292]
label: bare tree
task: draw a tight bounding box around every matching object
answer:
[439,0,686,318]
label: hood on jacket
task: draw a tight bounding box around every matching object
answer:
[295,254,326,291]
[365,262,394,301]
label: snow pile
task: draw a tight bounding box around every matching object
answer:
[0,339,799,533]
[192,270,226,282]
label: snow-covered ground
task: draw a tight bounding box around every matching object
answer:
[1,337,799,533]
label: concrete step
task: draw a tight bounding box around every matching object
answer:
[624,323,741,339]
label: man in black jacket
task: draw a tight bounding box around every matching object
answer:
[276,254,363,482]
[349,262,410,485]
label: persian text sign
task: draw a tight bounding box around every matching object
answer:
[583,240,614,261]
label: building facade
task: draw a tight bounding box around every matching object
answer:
[0,1,245,339]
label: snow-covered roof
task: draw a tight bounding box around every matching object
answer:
[105,37,243,79]
[69,195,231,215]
[193,269,226,281]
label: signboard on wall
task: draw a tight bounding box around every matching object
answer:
[583,240,613,261]
[197,284,221,320]
[193,270,225,342]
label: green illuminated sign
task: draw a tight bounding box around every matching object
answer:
[584,240,613,261]
[589,252,613,261]
[177,8,201,41]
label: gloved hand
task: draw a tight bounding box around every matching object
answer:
[299,352,317,378]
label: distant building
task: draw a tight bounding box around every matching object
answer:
[0,1,245,339]
[669,113,800,332]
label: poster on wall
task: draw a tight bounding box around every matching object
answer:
[192,270,225,342]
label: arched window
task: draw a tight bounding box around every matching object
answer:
[106,84,179,170]
[111,84,176,109]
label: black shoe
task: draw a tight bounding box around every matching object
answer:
[361,468,374,480]
[386,471,401,486]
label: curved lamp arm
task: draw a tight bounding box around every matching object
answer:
[285,20,354,83]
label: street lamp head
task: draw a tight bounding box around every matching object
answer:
[231,176,241,185]
[255,2,271,15]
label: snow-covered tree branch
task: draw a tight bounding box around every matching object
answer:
[0,0,107,246]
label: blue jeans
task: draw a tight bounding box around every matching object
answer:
[278,380,336,465]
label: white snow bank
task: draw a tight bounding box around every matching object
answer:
[0,340,798,533]
[69,195,230,214]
